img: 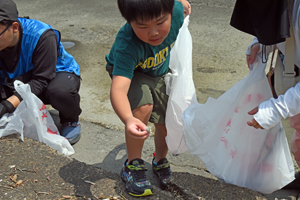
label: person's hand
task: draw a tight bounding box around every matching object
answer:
[246,43,260,69]
[0,100,16,118]
[181,0,191,15]
[0,103,8,119]
[247,107,264,129]
[125,117,150,140]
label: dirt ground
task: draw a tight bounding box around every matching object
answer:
[0,135,269,200]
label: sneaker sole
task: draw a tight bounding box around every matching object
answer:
[153,169,169,190]
[129,189,153,197]
[68,134,81,145]
[120,172,153,197]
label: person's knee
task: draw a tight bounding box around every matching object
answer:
[132,104,153,124]
[45,78,81,115]
[133,104,153,115]
[46,77,80,100]
[46,86,71,101]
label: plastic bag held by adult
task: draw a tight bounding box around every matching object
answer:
[0,80,75,156]
[164,16,197,155]
[181,52,294,193]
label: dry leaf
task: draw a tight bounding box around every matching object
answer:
[62,195,72,199]
[9,174,17,183]
[14,180,23,188]
[84,180,95,185]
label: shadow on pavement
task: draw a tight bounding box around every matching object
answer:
[93,143,127,173]
[58,160,120,199]
[92,142,162,189]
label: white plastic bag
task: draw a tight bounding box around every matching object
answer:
[181,54,294,194]
[165,16,197,155]
[0,80,75,156]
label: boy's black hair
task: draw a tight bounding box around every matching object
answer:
[117,0,175,23]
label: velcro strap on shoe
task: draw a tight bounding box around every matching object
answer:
[153,162,170,171]
[127,164,147,171]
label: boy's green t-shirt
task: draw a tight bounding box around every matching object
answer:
[105,1,184,80]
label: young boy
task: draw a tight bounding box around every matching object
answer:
[105,0,191,197]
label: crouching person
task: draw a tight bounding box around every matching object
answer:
[0,0,82,145]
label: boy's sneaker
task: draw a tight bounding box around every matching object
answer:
[60,122,81,145]
[152,157,172,190]
[120,158,153,197]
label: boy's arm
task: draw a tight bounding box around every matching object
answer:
[110,75,149,139]
[177,0,191,15]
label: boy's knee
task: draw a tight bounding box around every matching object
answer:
[134,104,153,114]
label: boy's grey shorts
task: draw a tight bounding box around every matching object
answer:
[128,72,168,124]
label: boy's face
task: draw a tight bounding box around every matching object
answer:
[130,13,171,46]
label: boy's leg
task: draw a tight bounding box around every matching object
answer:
[121,104,153,196]
[126,103,153,162]
[152,123,172,190]
[147,74,172,190]
[154,123,168,162]
[120,73,154,196]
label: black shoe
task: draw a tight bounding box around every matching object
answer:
[152,157,172,189]
[282,171,300,190]
[120,158,153,196]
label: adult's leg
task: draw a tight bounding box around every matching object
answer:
[45,72,81,123]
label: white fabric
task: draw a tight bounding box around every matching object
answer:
[245,0,300,128]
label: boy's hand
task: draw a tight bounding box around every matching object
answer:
[246,43,260,69]
[180,0,191,15]
[125,117,150,140]
[247,107,264,129]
